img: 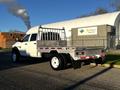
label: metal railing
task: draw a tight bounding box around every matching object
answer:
[38,26,66,41]
[37,26,67,47]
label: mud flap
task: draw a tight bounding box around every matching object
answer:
[72,60,81,69]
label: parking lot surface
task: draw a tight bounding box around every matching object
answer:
[0,51,120,90]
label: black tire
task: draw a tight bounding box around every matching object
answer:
[50,54,66,70]
[12,50,20,63]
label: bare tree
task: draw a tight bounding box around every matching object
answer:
[111,0,120,11]
[78,7,108,18]
[92,8,108,15]
[8,29,22,32]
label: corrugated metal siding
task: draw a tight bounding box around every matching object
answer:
[28,12,120,36]
[43,11,120,28]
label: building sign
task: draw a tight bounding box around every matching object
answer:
[78,26,97,36]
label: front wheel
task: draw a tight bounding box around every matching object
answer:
[50,54,66,70]
[12,51,20,62]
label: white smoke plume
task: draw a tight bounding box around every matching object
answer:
[0,0,31,30]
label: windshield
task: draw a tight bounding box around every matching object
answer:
[22,34,30,42]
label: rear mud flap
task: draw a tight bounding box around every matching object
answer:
[72,60,81,69]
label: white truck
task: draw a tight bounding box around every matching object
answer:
[12,26,105,70]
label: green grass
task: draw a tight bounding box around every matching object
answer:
[104,54,120,65]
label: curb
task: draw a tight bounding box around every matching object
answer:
[90,63,120,69]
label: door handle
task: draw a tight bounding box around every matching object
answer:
[34,43,36,44]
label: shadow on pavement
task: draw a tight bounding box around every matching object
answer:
[0,51,48,71]
[65,62,116,90]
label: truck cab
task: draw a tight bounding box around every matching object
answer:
[12,26,39,62]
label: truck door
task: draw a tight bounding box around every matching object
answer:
[26,33,37,57]
[20,34,30,56]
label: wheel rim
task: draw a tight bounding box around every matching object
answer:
[12,53,16,62]
[51,57,60,68]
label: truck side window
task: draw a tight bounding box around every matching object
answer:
[30,34,37,41]
[23,34,30,42]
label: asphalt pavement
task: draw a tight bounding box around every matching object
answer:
[0,51,120,90]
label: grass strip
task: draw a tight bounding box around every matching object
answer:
[104,54,120,65]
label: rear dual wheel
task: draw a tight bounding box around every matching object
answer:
[50,54,67,70]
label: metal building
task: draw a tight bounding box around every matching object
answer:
[31,11,120,48]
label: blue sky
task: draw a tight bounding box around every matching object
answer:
[0,0,114,32]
